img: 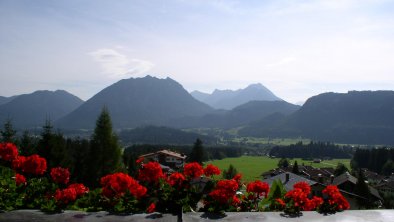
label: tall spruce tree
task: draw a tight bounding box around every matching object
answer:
[86,107,122,187]
[1,119,16,143]
[189,138,206,164]
[292,160,299,174]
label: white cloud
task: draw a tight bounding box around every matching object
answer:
[88,48,154,78]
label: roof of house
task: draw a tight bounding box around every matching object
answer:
[157,150,187,159]
[139,149,187,159]
[333,172,382,200]
[262,172,317,191]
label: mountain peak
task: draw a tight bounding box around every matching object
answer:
[191,83,282,110]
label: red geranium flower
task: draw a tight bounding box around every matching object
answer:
[168,172,186,187]
[101,172,147,199]
[322,185,350,210]
[22,154,47,175]
[293,181,311,195]
[55,187,77,204]
[209,179,239,204]
[67,183,89,197]
[51,167,70,185]
[147,203,156,213]
[15,173,26,186]
[233,173,242,183]
[138,161,164,184]
[136,157,144,164]
[12,155,26,170]
[183,162,204,178]
[203,164,221,177]
[0,142,18,161]
[246,180,270,198]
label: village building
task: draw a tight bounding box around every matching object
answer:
[139,149,187,169]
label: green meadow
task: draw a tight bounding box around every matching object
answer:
[206,156,351,182]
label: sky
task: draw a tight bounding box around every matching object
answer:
[1,0,394,104]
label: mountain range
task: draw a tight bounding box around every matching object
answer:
[0,90,83,129]
[191,83,281,110]
[1,76,394,145]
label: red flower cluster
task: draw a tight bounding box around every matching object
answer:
[68,183,89,197]
[293,181,311,194]
[51,167,70,185]
[246,180,270,198]
[54,183,88,204]
[209,179,239,204]
[168,172,186,187]
[136,157,144,165]
[203,164,221,177]
[0,142,18,161]
[183,162,204,178]
[19,154,47,175]
[15,173,26,186]
[138,161,164,184]
[284,182,322,211]
[101,172,147,199]
[12,156,26,170]
[147,203,156,213]
[233,173,242,183]
[55,187,77,204]
[322,185,350,210]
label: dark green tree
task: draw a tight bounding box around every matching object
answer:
[223,164,238,179]
[354,169,372,209]
[37,119,54,161]
[188,138,206,164]
[1,119,16,143]
[277,158,289,168]
[18,130,37,156]
[86,107,123,187]
[292,160,299,174]
[334,162,349,176]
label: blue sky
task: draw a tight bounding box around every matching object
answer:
[1,0,394,103]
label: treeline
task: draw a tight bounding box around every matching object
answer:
[351,148,394,175]
[269,141,353,159]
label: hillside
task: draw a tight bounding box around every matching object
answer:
[191,83,281,110]
[56,76,214,129]
[169,100,299,129]
[240,91,394,145]
[119,126,216,145]
[0,90,83,129]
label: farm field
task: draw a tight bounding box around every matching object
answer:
[206,156,351,182]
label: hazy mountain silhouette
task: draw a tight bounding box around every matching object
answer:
[240,91,394,145]
[0,95,18,105]
[169,100,299,129]
[0,90,83,129]
[57,76,214,129]
[191,83,281,110]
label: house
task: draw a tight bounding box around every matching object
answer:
[139,149,187,169]
[332,172,383,206]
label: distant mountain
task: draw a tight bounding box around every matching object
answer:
[191,83,282,110]
[0,95,18,105]
[57,76,214,129]
[119,126,216,145]
[0,90,83,129]
[240,91,394,145]
[169,100,300,129]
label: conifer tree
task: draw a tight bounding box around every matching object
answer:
[354,169,372,208]
[1,119,16,143]
[292,160,299,174]
[189,138,206,164]
[86,106,122,187]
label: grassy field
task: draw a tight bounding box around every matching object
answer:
[205,156,351,182]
